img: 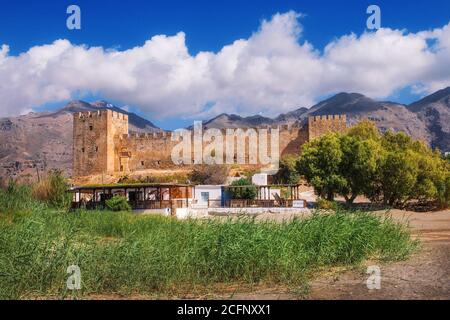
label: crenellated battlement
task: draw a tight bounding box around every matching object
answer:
[73,109,347,177]
[309,114,346,121]
[75,109,128,121]
[307,114,347,140]
[120,131,170,140]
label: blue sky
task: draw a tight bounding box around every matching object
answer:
[0,0,449,129]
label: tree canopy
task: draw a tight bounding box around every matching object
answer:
[294,120,450,208]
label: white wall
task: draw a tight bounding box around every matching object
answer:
[194,185,223,207]
[252,173,268,186]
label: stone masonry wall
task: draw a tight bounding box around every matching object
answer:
[307,115,347,140]
[73,110,128,176]
[73,111,347,177]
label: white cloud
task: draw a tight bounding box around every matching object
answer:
[0,11,449,118]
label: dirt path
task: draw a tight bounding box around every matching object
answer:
[81,210,450,300]
[227,209,450,300]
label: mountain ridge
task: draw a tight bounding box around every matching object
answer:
[1,88,449,180]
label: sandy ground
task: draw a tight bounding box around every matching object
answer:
[82,209,450,300]
[219,209,450,300]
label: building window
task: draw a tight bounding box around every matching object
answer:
[81,147,85,153]
[95,146,98,152]
[200,192,209,203]
[89,125,93,131]
[141,161,145,166]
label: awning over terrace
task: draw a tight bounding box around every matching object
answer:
[222,184,306,208]
[69,183,308,211]
[69,183,194,211]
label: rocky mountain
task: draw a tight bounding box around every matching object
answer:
[1,88,449,181]
[302,92,431,144]
[201,90,447,151]
[408,87,450,151]
[0,101,161,180]
[197,113,275,129]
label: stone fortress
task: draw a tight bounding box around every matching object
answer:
[73,109,347,178]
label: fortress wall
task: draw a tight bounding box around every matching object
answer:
[116,132,177,171]
[73,110,128,176]
[116,128,285,171]
[307,115,347,140]
[73,111,347,177]
[107,111,128,173]
[73,110,108,177]
[279,125,309,157]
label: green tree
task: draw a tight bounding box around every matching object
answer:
[227,178,257,200]
[296,134,346,200]
[339,135,382,204]
[296,121,450,209]
[376,131,448,207]
[378,150,419,206]
[105,195,131,211]
[274,156,300,184]
[347,119,381,141]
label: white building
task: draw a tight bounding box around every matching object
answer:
[193,185,224,208]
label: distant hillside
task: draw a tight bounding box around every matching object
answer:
[201,90,448,151]
[1,88,449,181]
[0,100,161,180]
[195,113,276,129]
[408,87,450,151]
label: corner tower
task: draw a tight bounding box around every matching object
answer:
[73,109,128,177]
[307,114,347,140]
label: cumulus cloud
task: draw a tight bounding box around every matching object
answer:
[0,11,449,118]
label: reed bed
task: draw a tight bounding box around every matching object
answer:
[0,186,417,299]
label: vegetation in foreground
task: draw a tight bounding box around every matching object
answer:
[0,184,417,299]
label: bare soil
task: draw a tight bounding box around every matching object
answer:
[224,209,450,300]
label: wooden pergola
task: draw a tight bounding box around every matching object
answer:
[69,183,193,211]
[222,184,306,208]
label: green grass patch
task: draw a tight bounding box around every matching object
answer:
[0,204,418,299]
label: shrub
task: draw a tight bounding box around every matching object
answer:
[227,178,257,199]
[105,195,131,212]
[33,170,72,210]
[273,156,300,184]
[0,181,46,214]
[189,164,230,185]
[316,198,341,210]
[296,133,346,200]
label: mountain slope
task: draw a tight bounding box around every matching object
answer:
[200,93,431,147]
[1,89,449,181]
[0,101,161,180]
[408,87,450,151]
[195,113,275,129]
[303,93,430,144]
